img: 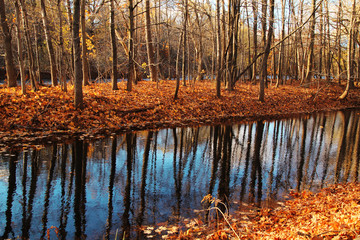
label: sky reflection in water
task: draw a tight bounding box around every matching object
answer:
[0,109,359,239]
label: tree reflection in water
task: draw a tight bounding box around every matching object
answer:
[1,109,360,239]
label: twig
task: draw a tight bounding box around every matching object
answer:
[208,206,240,240]
[235,0,325,82]
[312,229,360,238]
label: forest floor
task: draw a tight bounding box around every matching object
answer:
[0,80,360,149]
[1,80,360,239]
[142,182,360,239]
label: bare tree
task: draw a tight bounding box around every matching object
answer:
[0,0,17,87]
[111,0,118,90]
[57,0,67,91]
[259,0,275,101]
[81,0,90,86]
[127,0,135,91]
[40,0,58,86]
[304,0,316,84]
[215,0,221,97]
[335,0,343,82]
[276,0,286,87]
[73,0,83,108]
[145,0,158,83]
[174,32,183,100]
[251,0,258,83]
[14,0,26,94]
[339,0,357,99]
[19,0,37,91]
[182,0,189,86]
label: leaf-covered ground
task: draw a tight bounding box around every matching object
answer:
[141,183,360,239]
[2,81,360,239]
[1,80,360,148]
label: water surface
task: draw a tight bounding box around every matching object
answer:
[1,109,359,239]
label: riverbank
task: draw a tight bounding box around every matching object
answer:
[143,182,360,239]
[1,80,360,149]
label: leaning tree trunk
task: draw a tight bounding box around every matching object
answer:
[0,0,17,87]
[40,0,58,86]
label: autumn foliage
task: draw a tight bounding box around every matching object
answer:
[141,183,360,239]
[1,80,360,147]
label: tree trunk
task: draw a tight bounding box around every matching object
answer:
[194,1,204,82]
[297,0,304,83]
[335,0,342,83]
[0,0,17,87]
[127,0,134,91]
[276,0,286,87]
[15,0,26,94]
[110,0,118,90]
[318,2,324,80]
[66,0,74,79]
[325,0,331,82]
[215,0,221,97]
[19,0,37,91]
[81,0,90,86]
[304,0,316,84]
[165,2,172,79]
[174,32,183,100]
[226,0,240,91]
[145,0,158,83]
[259,0,274,102]
[251,0,258,83]
[259,0,267,101]
[57,0,66,92]
[40,0,58,86]
[73,0,83,108]
[245,0,252,82]
[181,0,188,86]
[33,24,42,85]
[339,0,356,100]
[155,0,162,81]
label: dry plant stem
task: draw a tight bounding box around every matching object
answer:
[312,229,360,238]
[209,206,240,240]
[114,229,118,240]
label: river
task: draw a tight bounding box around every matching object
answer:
[0,109,359,239]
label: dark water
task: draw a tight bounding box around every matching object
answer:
[1,110,360,239]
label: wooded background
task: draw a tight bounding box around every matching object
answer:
[0,0,359,106]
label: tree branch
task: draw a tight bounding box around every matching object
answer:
[234,0,325,83]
